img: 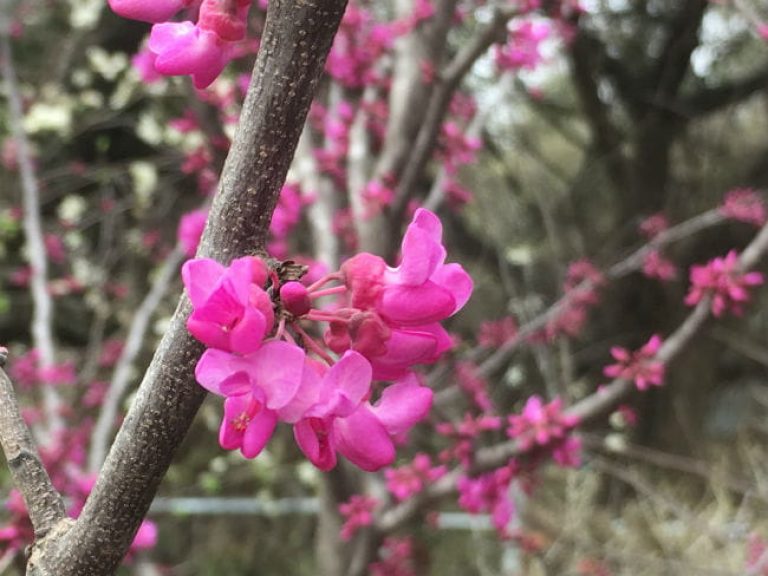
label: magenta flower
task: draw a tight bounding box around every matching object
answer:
[195,341,306,458]
[494,20,550,72]
[638,212,669,239]
[343,209,472,326]
[642,250,677,281]
[603,334,665,391]
[149,22,230,89]
[384,453,446,501]
[177,208,208,257]
[684,250,764,317]
[457,464,517,538]
[719,188,767,227]
[182,256,274,354]
[506,396,578,450]
[478,316,518,347]
[338,494,378,541]
[282,359,432,472]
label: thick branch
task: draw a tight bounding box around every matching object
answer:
[0,367,65,538]
[33,2,348,574]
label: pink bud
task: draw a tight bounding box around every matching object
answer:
[280,281,311,317]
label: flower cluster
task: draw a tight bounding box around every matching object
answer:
[384,453,447,501]
[182,209,472,472]
[506,395,577,451]
[369,536,417,576]
[109,0,254,88]
[495,20,551,72]
[684,250,764,317]
[339,494,378,541]
[719,188,767,227]
[457,463,517,538]
[603,335,664,391]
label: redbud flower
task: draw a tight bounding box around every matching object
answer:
[384,453,447,501]
[339,495,378,541]
[684,250,764,317]
[719,188,767,227]
[506,396,577,450]
[603,334,664,391]
[642,250,677,281]
[149,22,229,89]
[182,256,274,354]
[195,341,306,458]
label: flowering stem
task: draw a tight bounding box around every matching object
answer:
[293,323,336,366]
[306,272,343,293]
[309,285,347,299]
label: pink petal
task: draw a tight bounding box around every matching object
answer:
[334,408,395,471]
[321,351,372,407]
[228,307,267,355]
[430,263,473,313]
[396,225,445,286]
[249,341,306,409]
[295,417,337,471]
[109,0,186,23]
[182,258,224,307]
[277,359,324,423]
[241,409,278,458]
[379,282,456,325]
[369,375,433,436]
[195,349,249,395]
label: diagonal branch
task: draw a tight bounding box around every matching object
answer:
[0,366,65,539]
[24,1,349,574]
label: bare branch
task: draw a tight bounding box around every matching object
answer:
[0,366,65,538]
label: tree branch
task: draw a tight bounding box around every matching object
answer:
[26,2,348,573]
[0,366,65,539]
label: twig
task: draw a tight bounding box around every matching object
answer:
[0,367,65,538]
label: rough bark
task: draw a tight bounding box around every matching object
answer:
[24,1,348,574]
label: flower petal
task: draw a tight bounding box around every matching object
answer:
[370,374,433,436]
[241,409,278,458]
[249,341,306,409]
[334,407,395,471]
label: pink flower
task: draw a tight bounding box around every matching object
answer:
[131,520,158,551]
[108,0,190,23]
[642,250,677,281]
[720,188,767,227]
[684,250,764,317]
[195,341,306,458]
[182,256,274,354]
[506,396,577,450]
[757,23,768,41]
[384,453,446,501]
[603,334,664,391]
[455,361,493,412]
[281,358,432,471]
[177,209,208,257]
[370,537,416,576]
[339,494,378,541]
[458,464,517,537]
[131,47,163,83]
[495,20,550,72]
[638,212,669,239]
[149,22,230,89]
